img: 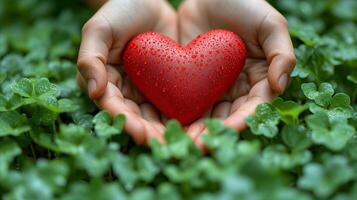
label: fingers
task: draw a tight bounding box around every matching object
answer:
[190,102,232,153]
[194,131,208,153]
[94,82,145,144]
[224,78,277,131]
[187,122,207,153]
[225,97,264,131]
[140,104,161,122]
[244,59,269,86]
[135,104,165,144]
[78,0,178,100]
[221,72,250,101]
[123,99,141,116]
[186,108,211,141]
[259,13,296,93]
[77,15,112,99]
[186,108,212,152]
[106,65,122,90]
[97,70,165,145]
[140,104,166,134]
[95,81,165,145]
[267,53,296,93]
[187,123,205,142]
[211,102,231,119]
[230,95,248,113]
[76,64,121,99]
[122,75,146,104]
[142,120,165,144]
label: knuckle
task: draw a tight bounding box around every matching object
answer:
[278,15,289,27]
[284,53,297,67]
[77,54,106,76]
[81,17,109,35]
[81,20,93,35]
[267,13,288,28]
[77,57,91,72]
[272,12,289,27]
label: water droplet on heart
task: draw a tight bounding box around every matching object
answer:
[136,71,141,76]
[191,54,197,59]
[155,82,158,87]
[162,88,166,93]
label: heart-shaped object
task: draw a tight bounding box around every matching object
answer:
[123,29,246,125]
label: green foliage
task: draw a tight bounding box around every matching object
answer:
[298,155,355,198]
[301,82,334,107]
[306,111,354,151]
[246,103,280,137]
[0,0,356,199]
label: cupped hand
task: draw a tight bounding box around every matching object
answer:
[178,0,296,149]
[77,0,177,144]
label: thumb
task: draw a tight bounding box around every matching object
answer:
[77,17,111,99]
[259,13,296,93]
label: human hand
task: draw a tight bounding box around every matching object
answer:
[77,0,177,144]
[178,0,296,149]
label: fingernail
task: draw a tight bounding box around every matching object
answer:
[279,73,288,92]
[88,79,96,95]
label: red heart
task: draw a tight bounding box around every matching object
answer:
[123,29,246,125]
